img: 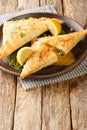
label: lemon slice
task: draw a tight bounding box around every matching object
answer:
[45,18,62,36]
[17,47,34,66]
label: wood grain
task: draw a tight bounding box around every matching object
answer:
[63,0,87,129]
[18,0,39,11]
[0,1,17,130]
[0,0,18,15]
[13,1,71,130]
[40,1,71,130]
[47,0,63,15]
[40,0,63,15]
[0,72,16,130]
[63,0,87,27]
[14,79,42,130]
[42,82,71,130]
[69,76,87,130]
[13,1,42,130]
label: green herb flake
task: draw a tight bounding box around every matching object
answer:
[18,26,21,29]
[42,33,48,37]
[8,53,16,65]
[9,60,15,66]
[5,40,8,44]
[20,32,25,37]
[55,48,65,56]
[14,63,22,71]
[61,29,66,34]
[8,53,22,72]
[55,48,63,52]
[41,31,51,37]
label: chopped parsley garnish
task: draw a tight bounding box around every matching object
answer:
[61,29,66,34]
[8,53,22,72]
[55,48,65,56]
[42,33,48,37]
[14,63,22,71]
[5,40,8,44]
[55,48,63,53]
[20,32,25,37]
[18,26,21,29]
[41,31,52,37]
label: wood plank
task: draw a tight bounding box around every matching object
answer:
[63,0,87,27]
[47,0,63,15]
[0,0,18,14]
[69,76,87,130]
[14,79,42,130]
[0,1,18,130]
[13,1,42,130]
[18,0,39,11]
[40,0,46,6]
[40,0,63,15]
[64,0,87,129]
[0,72,16,130]
[40,1,71,130]
[39,2,72,127]
[42,82,71,130]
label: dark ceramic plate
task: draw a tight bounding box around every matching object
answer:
[0,12,87,79]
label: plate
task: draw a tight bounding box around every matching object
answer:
[0,12,87,79]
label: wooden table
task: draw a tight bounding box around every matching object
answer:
[0,0,87,130]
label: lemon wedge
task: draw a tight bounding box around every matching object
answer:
[17,47,34,66]
[45,18,62,36]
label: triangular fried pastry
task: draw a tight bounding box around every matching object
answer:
[20,43,58,79]
[46,30,87,55]
[32,38,75,66]
[31,30,87,55]
[20,30,87,79]
[0,18,48,59]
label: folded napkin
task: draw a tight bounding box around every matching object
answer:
[0,5,87,90]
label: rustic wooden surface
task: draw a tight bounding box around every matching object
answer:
[0,0,87,130]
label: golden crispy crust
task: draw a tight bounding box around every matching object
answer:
[0,18,48,59]
[20,44,58,79]
[46,30,87,54]
[20,30,87,79]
